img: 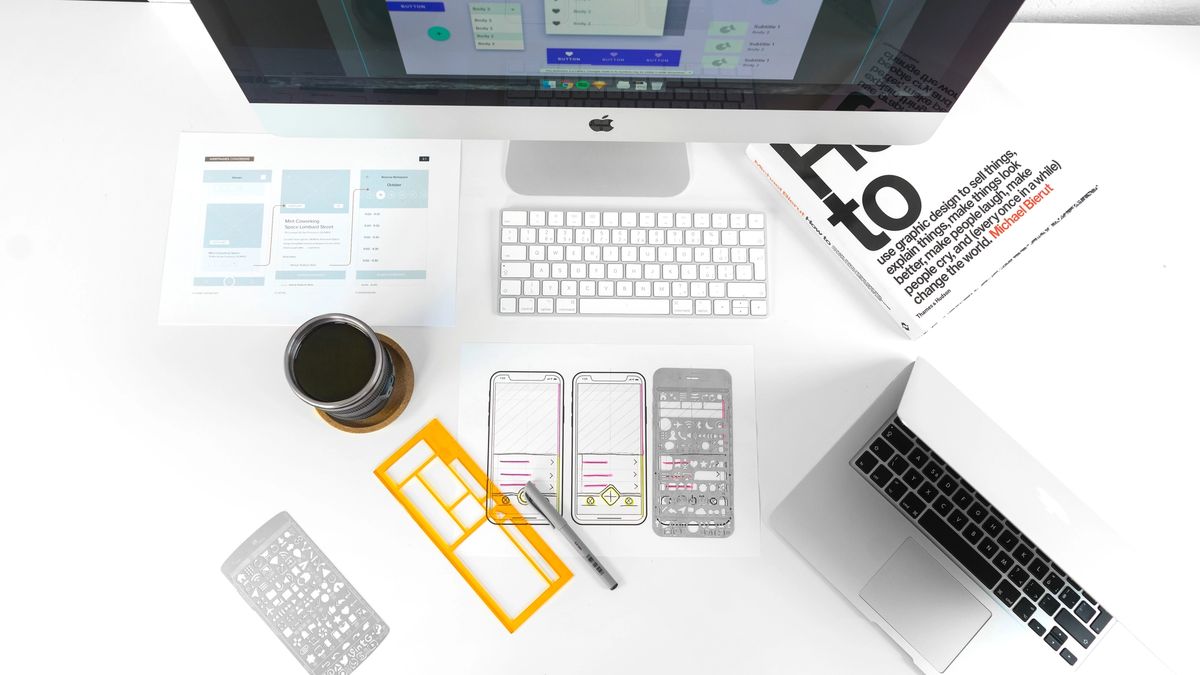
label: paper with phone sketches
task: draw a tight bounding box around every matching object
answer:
[159,132,460,326]
[459,343,760,557]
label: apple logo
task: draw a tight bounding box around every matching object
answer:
[589,115,614,132]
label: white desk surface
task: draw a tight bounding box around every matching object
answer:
[1,2,1197,673]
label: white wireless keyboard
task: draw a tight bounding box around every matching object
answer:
[497,209,768,317]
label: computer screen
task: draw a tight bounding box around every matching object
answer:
[193,0,1022,114]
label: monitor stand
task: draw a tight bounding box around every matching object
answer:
[505,141,690,197]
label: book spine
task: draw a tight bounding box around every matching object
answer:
[748,148,926,338]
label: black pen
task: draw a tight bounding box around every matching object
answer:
[524,481,618,590]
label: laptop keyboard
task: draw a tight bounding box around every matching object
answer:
[852,416,1114,668]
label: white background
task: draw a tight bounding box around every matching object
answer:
[1,2,1197,674]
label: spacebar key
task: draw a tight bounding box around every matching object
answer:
[918,510,1001,588]
[579,299,670,315]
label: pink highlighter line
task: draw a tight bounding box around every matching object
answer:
[498,459,530,463]
[500,472,531,477]
[583,484,608,488]
[582,473,612,477]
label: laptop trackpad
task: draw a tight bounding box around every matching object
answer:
[860,538,991,673]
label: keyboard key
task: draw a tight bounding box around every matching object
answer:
[854,452,879,474]
[1043,573,1064,594]
[1091,607,1112,633]
[977,537,998,558]
[903,467,923,489]
[917,481,938,503]
[882,425,913,453]
[869,465,892,488]
[885,478,906,502]
[870,439,895,461]
[750,248,766,280]
[887,455,910,476]
[1028,558,1050,580]
[993,552,1014,572]
[1058,587,1080,609]
[1014,597,1037,622]
[1013,544,1034,566]
[937,475,958,494]
[500,262,531,278]
[982,516,1004,537]
[1060,648,1077,665]
[1045,627,1066,650]
[739,230,765,246]
[966,502,988,523]
[918,510,1000,588]
[948,510,968,530]
[1039,594,1061,617]
[501,210,527,226]
[1029,618,1046,636]
[994,580,1020,607]
[1008,566,1030,586]
[579,298,670,315]
[499,297,516,313]
[921,462,944,482]
[908,448,928,468]
[952,488,973,509]
[997,530,1019,552]
[900,492,925,519]
[962,523,983,544]
[1023,579,1045,600]
[1074,602,1096,623]
[1054,609,1095,648]
[932,495,954,516]
[727,282,766,298]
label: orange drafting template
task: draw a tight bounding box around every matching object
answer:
[374,419,572,632]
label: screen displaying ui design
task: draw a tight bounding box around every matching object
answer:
[388,0,821,81]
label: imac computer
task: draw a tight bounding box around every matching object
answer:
[190,0,1023,196]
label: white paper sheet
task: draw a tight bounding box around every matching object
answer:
[158,133,460,326]
[459,343,760,557]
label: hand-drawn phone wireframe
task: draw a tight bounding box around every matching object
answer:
[652,368,734,538]
[487,371,563,524]
[572,372,647,525]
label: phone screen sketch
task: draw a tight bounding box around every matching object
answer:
[653,368,733,538]
[487,371,563,525]
[572,372,646,525]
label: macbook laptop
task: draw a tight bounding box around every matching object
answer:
[771,360,1168,674]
